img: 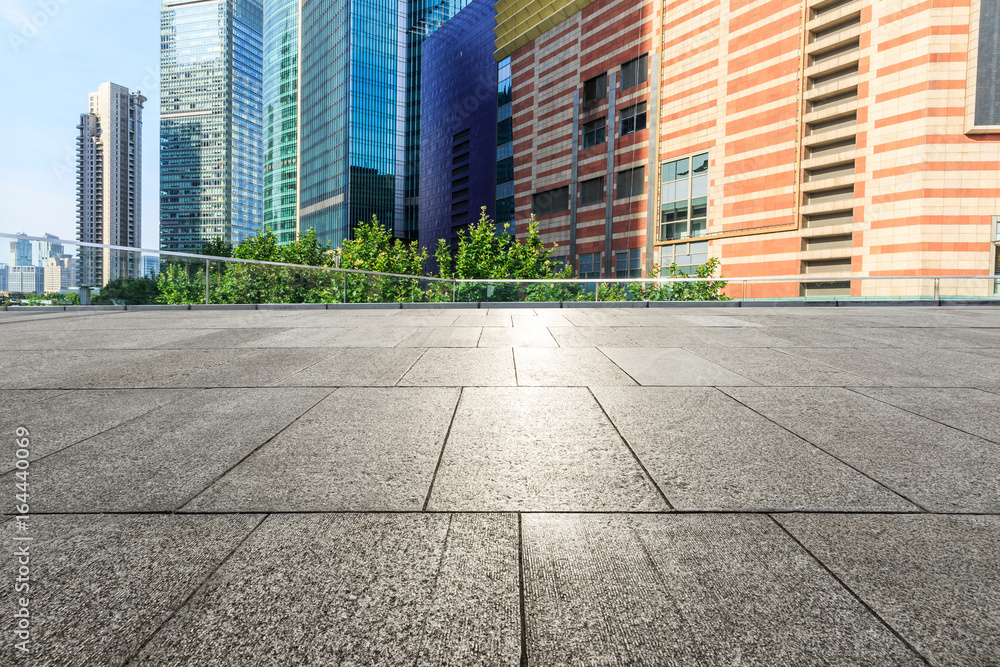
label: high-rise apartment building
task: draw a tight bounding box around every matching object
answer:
[9,236,31,266]
[262,0,299,245]
[38,233,64,267]
[499,0,1000,296]
[160,0,264,251]
[77,82,145,287]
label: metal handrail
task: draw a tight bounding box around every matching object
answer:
[3,232,997,285]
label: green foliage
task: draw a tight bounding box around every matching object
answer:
[156,262,205,305]
[93,277,158,305]
[332,216,429,303]
[199,237,234,258]
[630,257,730,302]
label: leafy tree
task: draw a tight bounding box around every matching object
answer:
[92,278,159,305]
[333,216,429,303]
[199,237,234,258]
[630,257,729,302]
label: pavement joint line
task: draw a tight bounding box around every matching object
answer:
[422,387,464,511]
[12,509,998,517]
[587,386,674,511]
[174,389,336,512]
[594,346,642,386]
[769,346,885,385]
[0,387,204,476]
[843,386,1000,447]
[394,347,430,386]
[123,513,270,665]
[411,514,455,667]
[716,387,932,513]
[766,514,934,666]
[6,383,1000,391]
[512,348,519,385]
[264,346,347,387]
[476,327,485,347]
[517,513,529,667]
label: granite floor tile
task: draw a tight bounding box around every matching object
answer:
[522,513,922,666]
[131,514,520,666]
[428,387,665,511]
[687,347,878,386]
[277,347,425,386]
[514,348,636,386]
[185,387,458,511]
[850,387,1000,444]
[398,348,517,386]
[547,326,643,347]
[600,347,757,386]
[171,348,336,387]
[397,326,483,347]
[477,327,558,348]
[593,387,915,511]
[0,514,260,666]
[778,513,1000,666]
[325,327,417,347]
[725,387,1000,512]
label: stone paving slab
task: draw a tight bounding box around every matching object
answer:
[132,514,521,666]
[593,387,915,512]
[513,348,636,386]
[725,387,1000,512]
[398,326,483,347]
[686,346,878,386]
[780,346,1000,386]
[600,347,758,386]
[399,348,518,386]
[0,514,261,666]
[428,387,666,511]
[521,513,923,665]
[850,387,1000,444]
[777,513,1000,666]
[4,388,330,512]
[0,389,192,471]
[276,347,426,386]
[477,326,558,348]
[185,387,458,511]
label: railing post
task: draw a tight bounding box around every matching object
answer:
[343,275,347,304]
[205,258,210,305]
[595,280,600,302]
[933,278,940,301]
[742,280,747,301]
[452,280,456,302]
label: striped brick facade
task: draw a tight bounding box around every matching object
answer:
[508,0,1000,295]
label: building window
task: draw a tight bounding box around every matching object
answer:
[579,176,605,207]
[579,252,601,279]
[582,118,606,148]
[583,73,607,105]
[616,166,645,199]
[620,102,647,136]
[496,157,513,184]
[975,1,1000,126]
[660,241,709,275]
[660,153,709,241]
[496,118,513,146]
[620,54,648,91]
[532,186,570,216]
[615,248,641,278]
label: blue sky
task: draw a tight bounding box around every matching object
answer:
[0,0,161,261]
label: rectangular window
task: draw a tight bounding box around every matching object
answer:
[496,118,513,146]
[579,176,604,206]
[496,156,513,184]
[532,186,570,216]
[615,248,641,278]
[579,252,601,279]
[583,74,607,105]
[659,153,709,240]
[975,0,1000,126]
[660,241,709,275]
[582,118,606,148]
[620,54,648,91]
[616,166,645,199]
[620,102,647,136]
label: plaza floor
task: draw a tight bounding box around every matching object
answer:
[2,303,999,665]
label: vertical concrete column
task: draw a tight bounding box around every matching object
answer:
[569,90,580,271]
[646,54,660,275]
[604,72,617,277]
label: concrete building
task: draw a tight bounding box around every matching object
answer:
[44,255,76,293]
[0,263,8,292]
[9,236,31,267]
[419,0,498,253]
[9,266,45,295]
[38,233,64,267]
[160,0,264,251]
[499,0,1000,295]
[77,82,145,287]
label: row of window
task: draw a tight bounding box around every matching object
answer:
[581,101,647,148]
[582,53,648,105]
[531,166,646,216]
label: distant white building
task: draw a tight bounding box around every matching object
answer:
[9,266,45,294]
[0,263,8,292]
[44,255,76,293]
[77,82,145,287]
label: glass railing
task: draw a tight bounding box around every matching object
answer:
[1,232,998,306]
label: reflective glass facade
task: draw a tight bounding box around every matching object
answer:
[262,0,299,245]
[160,0,263,251]
[495,56,514,226]
[297,0,468,246]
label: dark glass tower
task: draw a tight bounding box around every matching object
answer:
[159,0,264,251]
[262,0,298,246]
[297,0,468,246]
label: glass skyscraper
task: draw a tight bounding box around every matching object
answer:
[262,0,298,246]
[159,0,264,251]
[295,0,468,246]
